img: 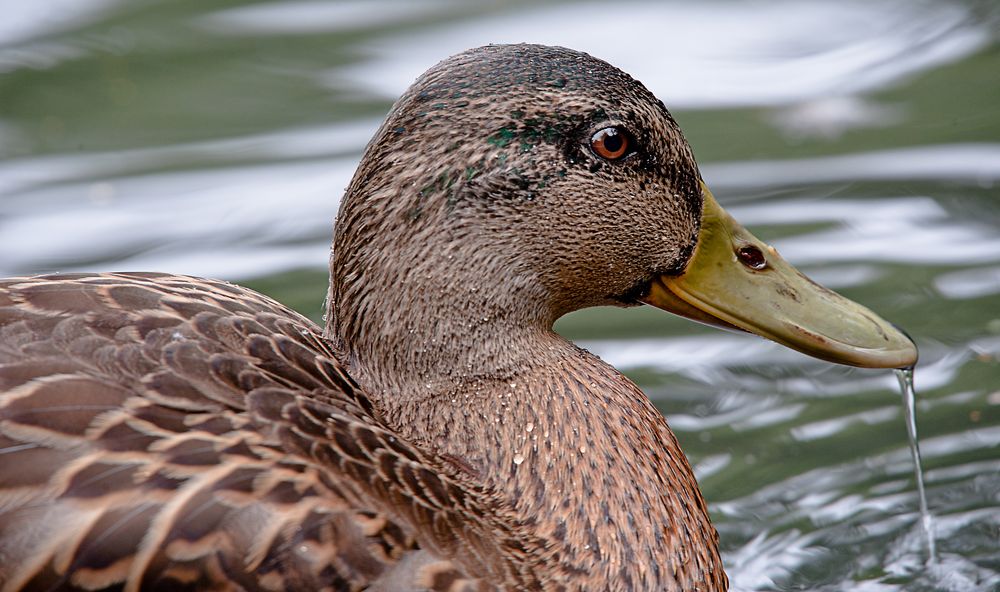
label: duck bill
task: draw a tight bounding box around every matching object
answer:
[641,185,918,369]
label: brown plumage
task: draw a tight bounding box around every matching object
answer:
[1,45,730,591]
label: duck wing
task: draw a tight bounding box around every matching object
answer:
[0,273,538,592]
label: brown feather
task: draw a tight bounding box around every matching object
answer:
[1,273,538,591]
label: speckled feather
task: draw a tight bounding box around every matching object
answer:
[0,273,541,591]
[1,44,729,591]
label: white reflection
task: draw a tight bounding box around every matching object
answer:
[200,0,462,36]
[791,406,899,441]
[723,192,1000,266]
[704,144,1000,189]
[0,118,380,200]
[916,425,1000,459]
[934,266,1000,299]
[732,403,808,431]
[726,530,823,591]
[330,0,989,109]
[802,264,883,290]
[694,452,732,480]
[0,158,353,278]
[582,334,807,373]
[969,335,1000,357]
[0,117,389,278]
[0,0,120,45]
[923,543,1000,592]
[769,96,907,140]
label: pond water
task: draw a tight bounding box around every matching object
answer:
[2,1,999,589]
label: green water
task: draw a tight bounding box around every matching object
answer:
[2,1,999,589]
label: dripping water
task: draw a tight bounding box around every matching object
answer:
[894,366,937,564]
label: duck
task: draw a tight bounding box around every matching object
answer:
[0,44,916,592]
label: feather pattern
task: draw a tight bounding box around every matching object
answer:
[0,273,542,591]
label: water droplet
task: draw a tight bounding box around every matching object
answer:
[513,454,525,465]
[526,422,534,433]
[895,367,937,564]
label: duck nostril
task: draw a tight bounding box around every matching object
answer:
[736,245,767,270]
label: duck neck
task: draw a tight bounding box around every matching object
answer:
[326,184,724,588]
[326,272,725,589]
[328,251,553,399]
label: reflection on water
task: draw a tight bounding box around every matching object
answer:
[330,0,989,109]
[1,1,998,590]
[201,0,469,36]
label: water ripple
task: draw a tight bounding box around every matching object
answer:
[331,0,990,109]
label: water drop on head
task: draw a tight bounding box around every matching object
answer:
[513,454,525,466]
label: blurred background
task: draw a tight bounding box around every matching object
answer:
[1,0,998,589]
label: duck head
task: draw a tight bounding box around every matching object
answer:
[329,44,916,390]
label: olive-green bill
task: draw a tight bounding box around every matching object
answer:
[642,185,918,369]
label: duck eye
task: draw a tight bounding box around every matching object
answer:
[590,127,632,161]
